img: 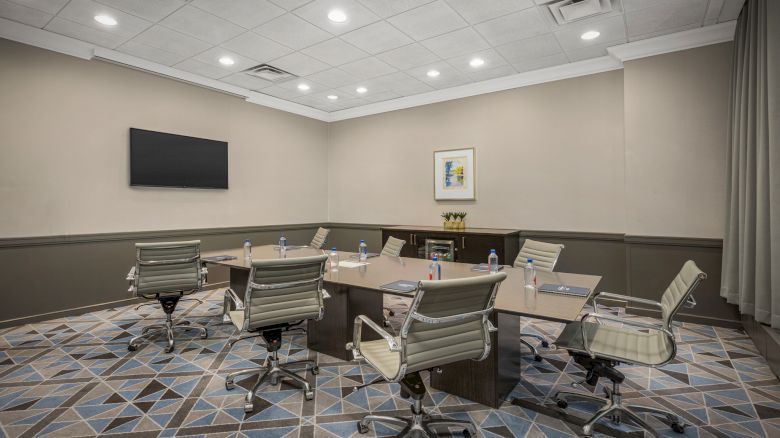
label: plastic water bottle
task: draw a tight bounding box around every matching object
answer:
[358,240,367,262]
[279,235,287,257]
[524,258,537,288]
[488,249,499,274]
[329,247,339,271]
[428,255,441,280]
[243,239,252,260]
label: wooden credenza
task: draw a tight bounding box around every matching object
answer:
[381,225,520,265]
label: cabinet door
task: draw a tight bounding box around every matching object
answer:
[457,235,505,264]
[382,231,418,258]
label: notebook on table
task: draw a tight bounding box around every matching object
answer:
[471,263,505,272]
[349,253,380,259]
[538,283,591,297]
[202,255,237,262]
[380,280,418,293]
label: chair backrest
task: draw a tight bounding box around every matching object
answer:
[660,260,707,330]
[135,240,201,295]
[310,227,330,249]
[513,239,564,272]
[398,273,506,375]
[381,236,406,257]
[243,254,328,331]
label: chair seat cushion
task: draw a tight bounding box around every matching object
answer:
[360,337,401,380]
[556,321,674,366]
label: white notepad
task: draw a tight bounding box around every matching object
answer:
[338,261,369,268]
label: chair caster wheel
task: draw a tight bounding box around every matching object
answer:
[556,399,568,409]
[225,380,234,390]
[304,391,314,401]
[534,355,542,362]
[671,422,685,433]
[383,320,390,327]
[128,344,137,351]
[311,366,320,375]
[388,310,395,316]
[357,422,369,434]
[165,347,174,354]
[243,403,254,413]
[463,429,472,437]
[200,331,208,339]
[541,340,549,348]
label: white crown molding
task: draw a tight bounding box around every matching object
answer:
[329,56,623,122]
[0,17,736,123]
[608,21,737,62]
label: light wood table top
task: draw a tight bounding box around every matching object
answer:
[203,245,601,323]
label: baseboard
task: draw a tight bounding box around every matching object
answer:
[0,281,229,329]
[626,306,742,329]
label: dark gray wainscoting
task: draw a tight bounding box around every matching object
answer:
[0,224,321,327]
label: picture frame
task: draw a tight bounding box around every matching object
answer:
[433,147,475,201]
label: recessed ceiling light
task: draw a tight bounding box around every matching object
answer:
[327,9,347,23]
[297,83,310,91]
[94,15,117,26]
[327,95,338,100]
[356,86,367,94]
[469,58,485,68]
[218,56,235,66]
[580,30,600,40]
[426,69,440,78]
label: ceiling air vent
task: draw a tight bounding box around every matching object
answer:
[546,0,614,25]
[243,64,296,83]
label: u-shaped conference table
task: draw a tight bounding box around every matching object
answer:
[203,245,601,409]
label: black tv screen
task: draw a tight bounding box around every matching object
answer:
[130,128,228,189]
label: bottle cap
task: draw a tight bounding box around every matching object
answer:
[332,247,337,251]
[360,240,365,243]
[490,249,496,253]
[245,239,250,243]
[527,258,533,263]
[433,255,438,261]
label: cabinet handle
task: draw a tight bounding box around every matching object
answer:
[410,233,414,245]
[461,236,465,249]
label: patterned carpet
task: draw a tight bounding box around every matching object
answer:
[0,289,778,438]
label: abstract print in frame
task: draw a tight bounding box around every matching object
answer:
[434,148,475,200]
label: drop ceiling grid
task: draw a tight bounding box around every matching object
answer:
[0,0,745,113]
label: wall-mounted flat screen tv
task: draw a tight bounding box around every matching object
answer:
[130,128,228,189]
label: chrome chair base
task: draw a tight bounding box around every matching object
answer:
[128,314,207,353]
[519,333,548,362]
[358,398,476,438]
[226,350,318,412]
[554,383,685,437]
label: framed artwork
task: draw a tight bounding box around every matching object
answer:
[433,148,475,200]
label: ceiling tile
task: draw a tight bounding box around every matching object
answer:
[305,68,359,88]
[8,0,67,14]
[565,42,612,62]
[445,0,535,25]
[446,48,508,74]
[718,0,745,22]
[293,0,380,35]
[117,40,188,65]
[129,25,211,59]
[0,0,53,27]
[340,21,413,55]
[625,0,707,38]
[466,63,516,82]
[56,0,152,39]
[301,37,368,66]
[474,7,550,47]
[278,77,323,92]
[393,77,435,95]
[191,0,285,29]
[44,16,129,48]
[421,27,490,59]
[339,56,397,80]
[94,0,186,22]
[513,52,568,73]
[387,0,467,40]
[554,14,626,53]
[376,43,440,70]
[270,51,330,76]
[495,33,562,68]
[357,0,435,18]
[174,58,231,79]
[628,23,700,42]
[221,32,292,63]
[191,47,259,73]
[260,84,304,100]
[160,4,244,45]
[407,61,470,89]
[220,72,274,91]
[269,0,313,11]
[703,0,725,25]
[363,89,403,103]
[254,13,331,50]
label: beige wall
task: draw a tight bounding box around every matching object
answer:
[0,39,329,238]
[329,43,733,238]
[624,43,732,238]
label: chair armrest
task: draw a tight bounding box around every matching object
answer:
[225,288,244,310]
[348,315,400,361]
[579,312,674,359]
[322,289,331,299]
[126,266,136,281]
[592,291,662,314]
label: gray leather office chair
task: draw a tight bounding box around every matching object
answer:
[348,273,507,438]
[552,260,705,437]
[310,227,330,249]
[126,241,208,353]
[381,236,407,327]
[222,254,328,412]
[513,239,565,361]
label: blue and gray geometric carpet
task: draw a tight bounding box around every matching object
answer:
[0,289,778,437]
